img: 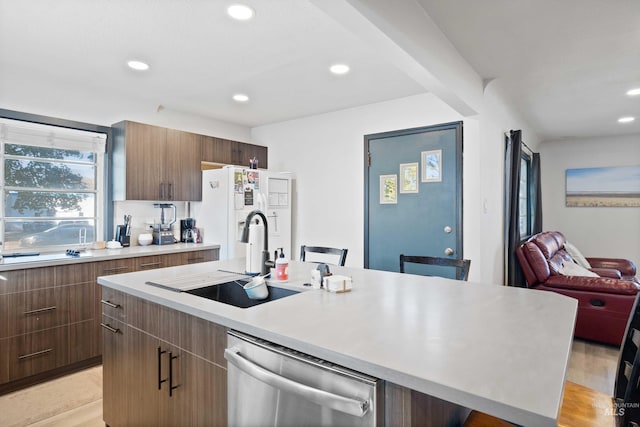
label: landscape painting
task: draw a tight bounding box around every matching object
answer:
[566,165,640,207]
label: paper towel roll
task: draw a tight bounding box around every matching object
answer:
[245,221,265,274]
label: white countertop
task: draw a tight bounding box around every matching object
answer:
[98,258,577,427]
[0,243,219,271]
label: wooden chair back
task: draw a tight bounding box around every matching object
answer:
[300,245,348,266]
[399,254,471,281]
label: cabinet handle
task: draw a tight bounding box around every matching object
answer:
[23,306,57,316]
[169,352,179,397]
[169,182,174,201]
[102,266,130,273]
[158,347,167,390]
[161,182,166,200]
[187,256,204,262]
[18,348,53,360]
[139,262,162,268]
[100,323,121,334]
[100,299,121,309]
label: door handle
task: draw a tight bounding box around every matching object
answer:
[224,347,369,417]
[100,323,121,334]
[444,248,454,256]
[158,347,167,390]
[169,352,179,396]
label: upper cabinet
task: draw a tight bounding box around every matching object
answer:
[112,121,268,201]
[201,136,268,169]
[165,129,203,201]
[112,121,203,201]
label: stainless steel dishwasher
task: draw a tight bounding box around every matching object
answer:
[225,330,383,426]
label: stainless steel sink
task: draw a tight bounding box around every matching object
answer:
[185,279,299,308]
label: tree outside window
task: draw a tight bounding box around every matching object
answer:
[1,120,105,250]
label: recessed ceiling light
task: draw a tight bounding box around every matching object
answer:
[627,88,640,96]
[227,4,254,20]
[233,94,249,102]
[329,64,350,75]
[127,60,149,71]
[618,116,635,123]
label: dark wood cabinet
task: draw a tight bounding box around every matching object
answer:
[182,248,219,264]
[0,326,69,384]
[112,121,167,201]
[0,247,219,395]
[166,129,203,201]
[235,142,268,169]
[101,315,129,427]
[201,136,268,169]
[112,121,203,201]
[103,292,227,426]
[113,120,268,201]
[201,136,234,164]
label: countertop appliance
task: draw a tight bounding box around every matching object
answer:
[225,330,382,427]
[196,166,292,262]
[152,203,176,245]
[180,217,197,243]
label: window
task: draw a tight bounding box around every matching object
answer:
[518,152,532,239]
[0,118,106,251]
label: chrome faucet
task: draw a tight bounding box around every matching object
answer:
[240,210,274,275]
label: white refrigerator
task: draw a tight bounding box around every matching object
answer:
[196,166,292,268]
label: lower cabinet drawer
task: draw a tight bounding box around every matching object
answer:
[184,249,219,264]
[0,326,69,384]
[0,288,69,339]
[101,287,127,321]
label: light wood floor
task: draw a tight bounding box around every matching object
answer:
[0,339,620,426]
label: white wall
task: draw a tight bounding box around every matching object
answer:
[1,79,252,142]
[252,87,539,285]
[540,134,640,267]
[478,81,541,283]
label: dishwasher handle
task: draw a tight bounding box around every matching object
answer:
[224,347,370,417]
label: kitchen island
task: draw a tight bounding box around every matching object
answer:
[98,258,578,426]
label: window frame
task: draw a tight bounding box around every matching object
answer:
[0,109,112,253]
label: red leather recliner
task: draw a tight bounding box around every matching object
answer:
[516,231,639,346]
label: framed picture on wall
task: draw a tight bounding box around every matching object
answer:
[421,149,442,182]
[399,163,419,193]
[379,174,397,204]
[566,165,640,207]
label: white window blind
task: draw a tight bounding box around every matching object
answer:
[0,119,106,152]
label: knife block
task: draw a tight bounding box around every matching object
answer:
[115,225,130,247]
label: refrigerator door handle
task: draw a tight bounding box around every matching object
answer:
[224,347,369,417]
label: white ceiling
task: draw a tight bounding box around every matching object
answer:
[1,0,639,141]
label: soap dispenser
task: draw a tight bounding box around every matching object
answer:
[275,248,289,281]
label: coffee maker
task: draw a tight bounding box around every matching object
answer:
[181,218,197,243]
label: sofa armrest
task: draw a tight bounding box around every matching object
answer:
[544,275,639,295]
[589,268,622,279]
[587,257,637,277]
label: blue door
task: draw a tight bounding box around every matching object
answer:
[364,122,463,278]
